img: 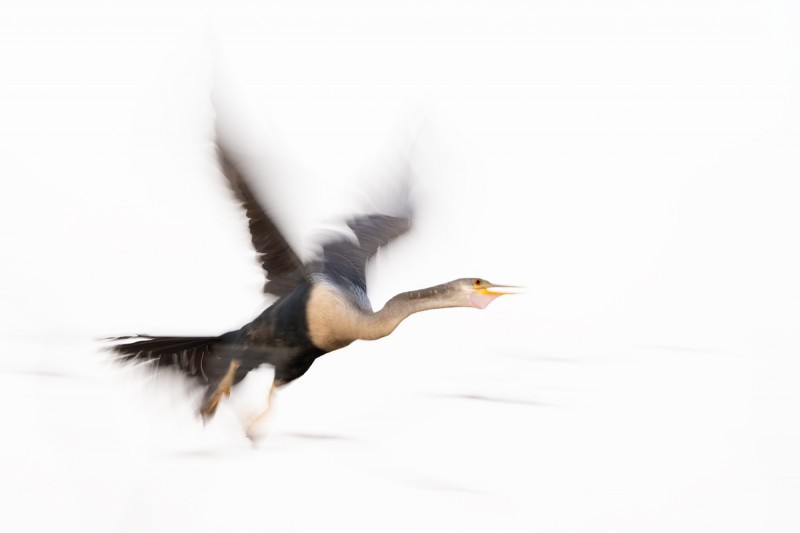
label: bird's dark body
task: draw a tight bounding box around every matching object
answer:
[232,281,327,385]
[111,281,328,402]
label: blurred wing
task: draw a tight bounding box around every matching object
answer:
[319,213,412,299]
[216,144,309,297]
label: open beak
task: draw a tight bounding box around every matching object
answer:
[479,284,524,296]
[470,283,523,309]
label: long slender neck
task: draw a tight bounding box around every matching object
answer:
[356,283,459,341]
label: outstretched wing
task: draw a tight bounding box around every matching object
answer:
[318,212,412,301]
[216,143,309,298]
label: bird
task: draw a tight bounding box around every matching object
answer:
[108,135,515,440]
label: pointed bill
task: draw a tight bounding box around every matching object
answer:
[480,284,524,296]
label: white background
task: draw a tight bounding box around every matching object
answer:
[1,0,799,531]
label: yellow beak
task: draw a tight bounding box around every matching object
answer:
[479,285,523,296]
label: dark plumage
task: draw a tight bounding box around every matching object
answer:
[108,134,513,439]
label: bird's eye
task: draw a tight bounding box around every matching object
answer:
[474,279,481,287]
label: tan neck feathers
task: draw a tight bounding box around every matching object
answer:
[306,282,458,350]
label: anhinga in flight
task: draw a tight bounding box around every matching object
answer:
[109,137,515,439]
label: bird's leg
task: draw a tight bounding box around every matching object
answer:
[246,378,285,441]
[199,359,240,422]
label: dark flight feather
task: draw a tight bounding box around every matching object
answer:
[216,145,309,298]
[217,141,413,301]
[318,214,412,297]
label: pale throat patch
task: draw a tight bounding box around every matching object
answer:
[305,283,360,351]
[469,292,500,309]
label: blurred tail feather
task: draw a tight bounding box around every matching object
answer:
[106,335,221,382]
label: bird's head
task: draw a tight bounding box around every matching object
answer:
[452,278,520,309]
